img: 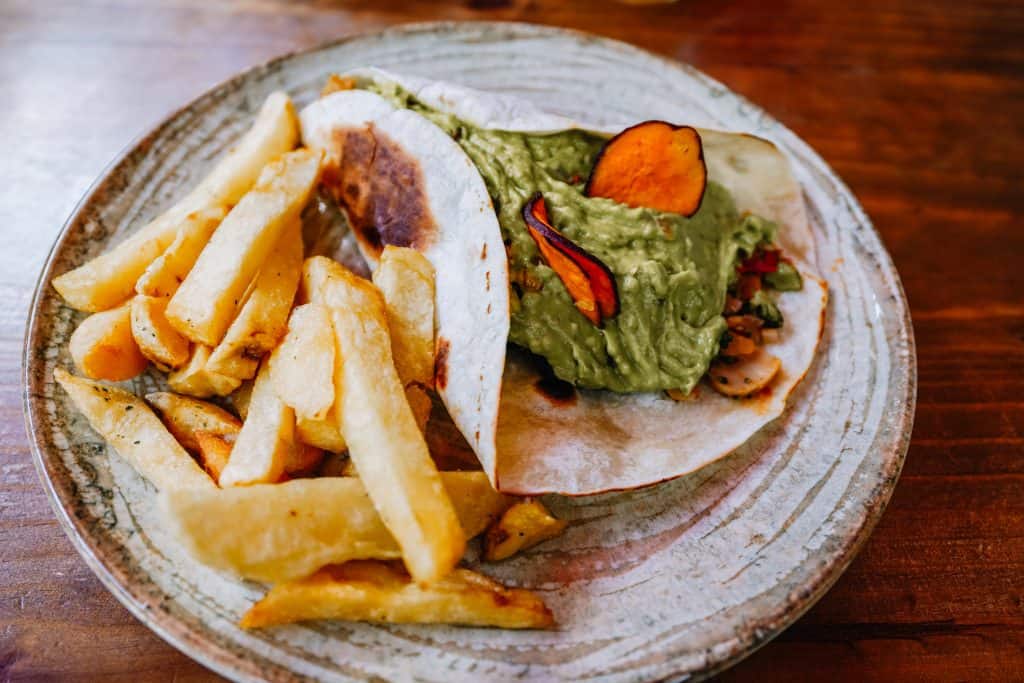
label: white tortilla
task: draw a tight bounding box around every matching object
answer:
[303,70,826,496]
[301,90,509,476]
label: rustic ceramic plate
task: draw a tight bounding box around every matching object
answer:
[23,22,915,682]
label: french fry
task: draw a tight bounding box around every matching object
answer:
[405,384,432,434]
[135,207,227,298]
[304,257,465,584]
[316,451,351,477]
[167,345,241,398]
[218,360,294,486]
[144,391,241,453]
[68,303,149,381]
[54,369,214,491]
[320,73,357,98]
[194,430,234,483]
[160,472,509,582]
[295,414,346,453]
[239,561,553,630]
[230,380,254,421]
[284,441,324,476]
[206,220,304,380]
[53,93,298,312]
[269,303,335,420]
[166,148,322,347]
[484,500,568,562]
[130,295,190,370]
[371,246,436,387]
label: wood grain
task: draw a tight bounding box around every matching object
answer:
[1,0,1022,680]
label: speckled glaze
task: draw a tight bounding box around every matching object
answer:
[23,22,915,683]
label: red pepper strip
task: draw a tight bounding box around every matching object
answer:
[738,248,780,274]
[522,193,620,326]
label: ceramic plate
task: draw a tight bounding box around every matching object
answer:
[23,22,915,682]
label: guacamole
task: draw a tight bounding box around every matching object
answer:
[369,85,791,394]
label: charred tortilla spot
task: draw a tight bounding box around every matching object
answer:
[434,338,451,390]
[325,126,437,258]
[480,244,487,260]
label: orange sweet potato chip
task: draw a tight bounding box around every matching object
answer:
[522,193,619,326]
[585,121,707,217]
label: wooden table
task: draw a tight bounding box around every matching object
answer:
[2,1,1021,680]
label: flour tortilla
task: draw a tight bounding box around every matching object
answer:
[300,69,826,496]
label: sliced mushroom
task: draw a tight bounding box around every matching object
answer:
[708,349,781,398]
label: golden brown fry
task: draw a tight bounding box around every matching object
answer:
[218,361,294,486]
[269,303,335,420]
[295,414,346,453]
[230,380,254,421]
[405,384,432,434]
[54,369,214,491]
[316,451,350,477]
[283,440,324,476]
[68,303,150,381]
[53,93,298,312]
[484,499,568,562]
[144,391,241,453]
[372,246,436,388]
[320,74,357,98]
[194,430,234,483]
[135,207,227,298]
[160,472,509,583]
[166,148,322,347]
[304,256,464,584]
[130,295,190,370]
[206,220,304,380]
[239,561,553,630]
[167,345,241,398]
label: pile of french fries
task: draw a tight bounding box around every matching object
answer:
[51,89,567,630]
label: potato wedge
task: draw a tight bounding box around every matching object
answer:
[304,257,464,584]
[371,246,436,388]
[166,148,322,347]
[134,207,227,298]
[144,391,241,453]
[206,220,304,380]
[54,369,213,491]
[68,303,149,381]
[194,430,234,483]
[167,345,241,398]
[484,499,568,562]
[269,303,335,420]
[53,93,298,312]
[130,295,190,370]
[160,472,509,582]
[295,414,346,453]
[218,361,294,486]
[239,561,553,629]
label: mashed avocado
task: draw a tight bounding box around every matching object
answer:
[368,84,788,394]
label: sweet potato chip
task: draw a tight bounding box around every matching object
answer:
[585,121,707,217]
[522,193,618,326]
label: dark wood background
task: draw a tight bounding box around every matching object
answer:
[2,1,1022,680]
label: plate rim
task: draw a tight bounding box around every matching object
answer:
[22,20,917,682]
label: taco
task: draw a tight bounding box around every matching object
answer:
[300,69,827,495]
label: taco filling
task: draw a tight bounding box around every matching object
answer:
[359,84,803,394]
